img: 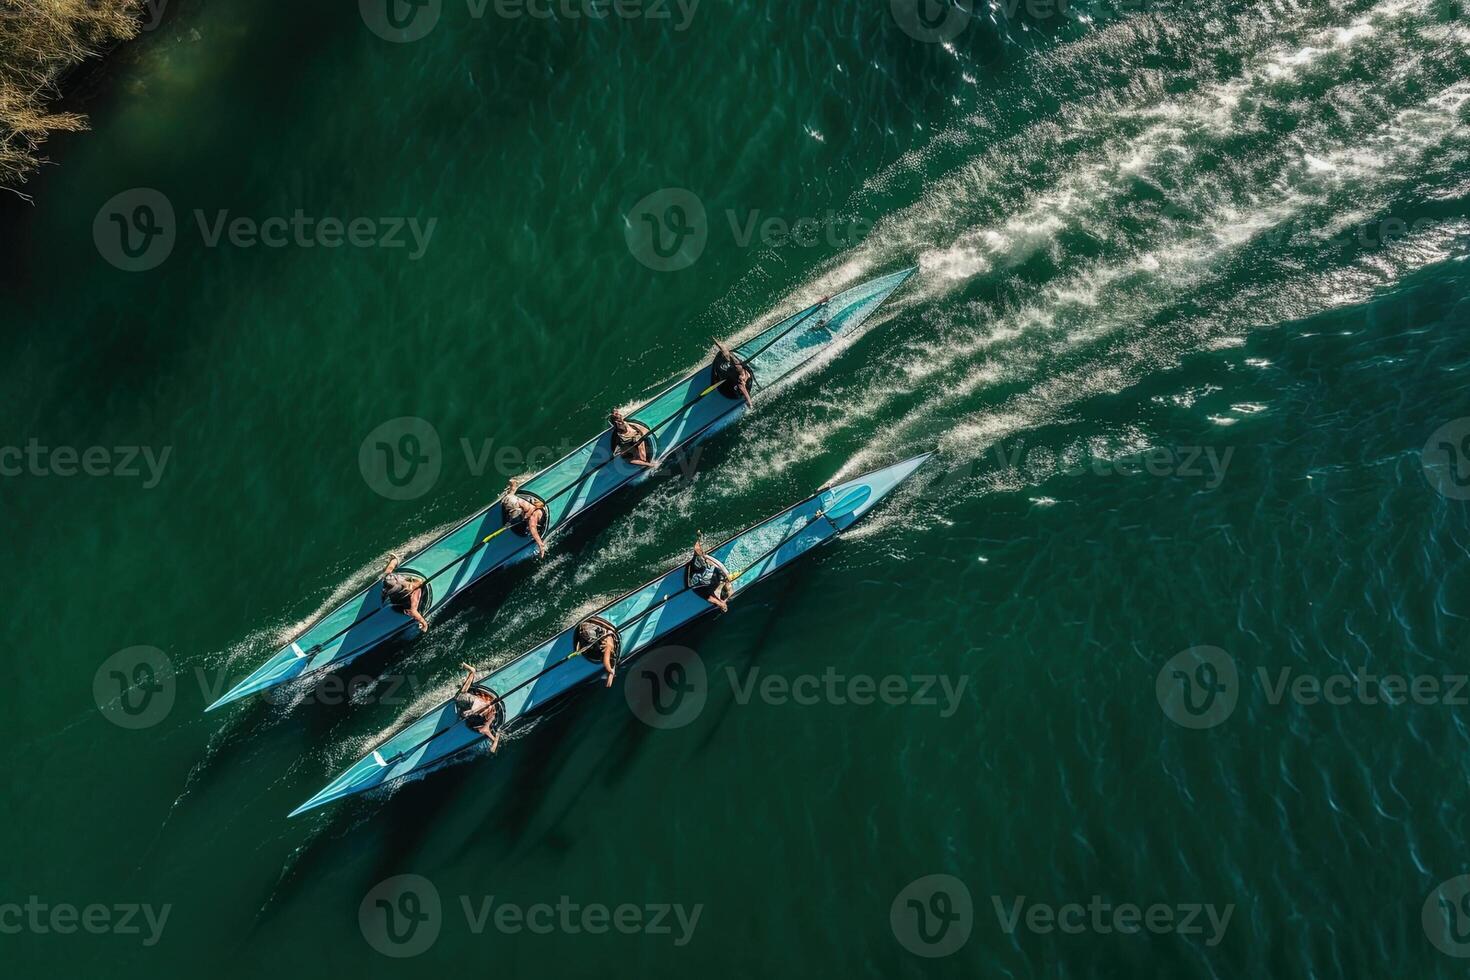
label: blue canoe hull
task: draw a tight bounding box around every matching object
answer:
[207,269,916,711]
[289,452,932,817]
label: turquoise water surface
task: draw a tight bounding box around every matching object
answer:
[4,1,1470,977]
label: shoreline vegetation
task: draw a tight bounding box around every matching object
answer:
[2,0,142,199]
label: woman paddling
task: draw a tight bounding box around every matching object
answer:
[576,618,620,688]
[712,339,755,409]
[455,663,502,752]
[688,534,734,613]
[381,553,430,632]
[608,409,655,469]
[501,476,547,557]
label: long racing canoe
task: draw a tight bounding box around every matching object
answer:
[288,452,931,816]
[207,268,916,711]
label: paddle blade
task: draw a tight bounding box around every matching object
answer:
[820,452,933,531]
[823,485,872,522]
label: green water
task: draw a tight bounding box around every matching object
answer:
[5,0,1470,975]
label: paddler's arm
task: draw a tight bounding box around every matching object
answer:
[407,585,429,632]
[712,340,754,408]
[483,694,503,751]
[458,663,477,695]
[603,641,616,688]
[628,439,656,468]
[712,562,733,612]
[384,552,401,576]
[527,506,547,557]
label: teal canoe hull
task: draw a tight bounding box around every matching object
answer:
[289,452,932,817]
[207,268,916,712]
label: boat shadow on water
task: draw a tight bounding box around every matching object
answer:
[190,632,432,785]
[261,571,825,923]
[264,703,613,910]
[682,594,797,760]
[264,493,843,890]
[252,765,471,925]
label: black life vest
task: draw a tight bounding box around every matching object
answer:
[382,573,416,611]
[713,351,746,383]
[611,421,647,455]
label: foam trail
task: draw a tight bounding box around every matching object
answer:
[782,16,1466,482]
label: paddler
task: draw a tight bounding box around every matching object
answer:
[501,476,547,557]
[711,338,755,409]
[454,662,502,752]
[687,534,734,613]
[576,619,619,687]
[381,553,430,632]
[608,408,655,469]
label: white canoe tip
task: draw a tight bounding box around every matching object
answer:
[875,451,936,488]
[204,690,241,713]
[203,677,264,713]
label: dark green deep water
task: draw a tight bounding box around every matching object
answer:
[5,0,1470,976]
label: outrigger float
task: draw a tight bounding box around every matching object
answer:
[207,269,916,712]
[289,453,932,816]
